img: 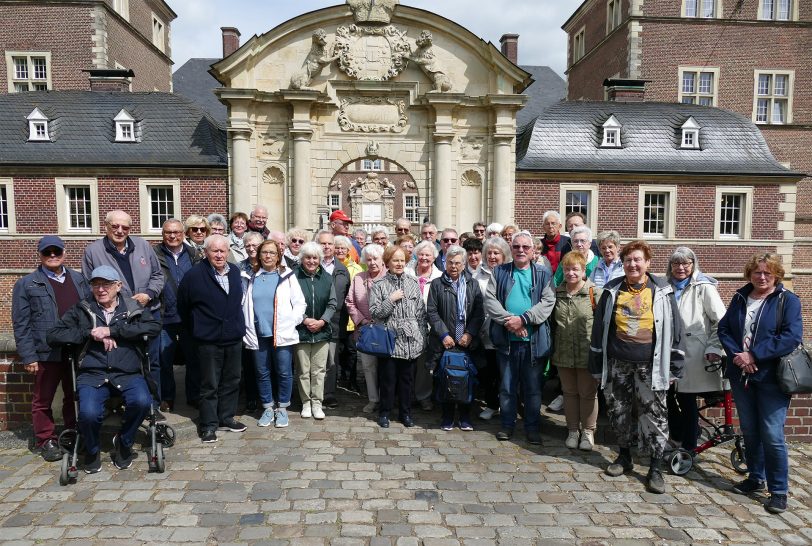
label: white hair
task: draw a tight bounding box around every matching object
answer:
[542,210,561,224]
[361,243,385,264]
[569,225,593,242]
[203,234,229,249]
[486,222,503,235]
[414,240,439,259]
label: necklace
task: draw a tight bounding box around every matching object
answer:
[625,277,648,295]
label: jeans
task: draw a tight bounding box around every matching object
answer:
[731,378,791,494]
[32,359,76,446]
[77,378,151,455]
[197,342,242,431]
[158,324,181,403]
[253,338,294,409]
[498,342,544,432]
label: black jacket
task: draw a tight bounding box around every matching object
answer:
[328,260,350,342]
[426,270,485,359]
[177,261,246,344]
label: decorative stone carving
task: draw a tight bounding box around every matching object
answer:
[333,24,410,81]
[349,171,397,226]
[263,165,285,185]
[402,178,417,191]
[347,0,398,24]
[366,141,380,157]
[408,31,452,92]
[337,97,407,133]
[461,169,482,187]
[329,178,342,190]
[289,29,339,89]
[349,172,396,201]
[461,137,485,162]
[261,133,288,158]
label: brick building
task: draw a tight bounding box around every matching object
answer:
[0,90,227,429]
[1,0,176,93]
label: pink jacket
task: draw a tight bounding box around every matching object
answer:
[346,270,386,335]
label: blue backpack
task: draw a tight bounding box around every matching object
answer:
[434,351,478,404]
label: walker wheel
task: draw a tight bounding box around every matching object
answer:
[157,424,175,448]
[57,429,77,453]
[59,453,71,486]
[731,438,747,474]
[155,443,165,473]
[669,448,694,476]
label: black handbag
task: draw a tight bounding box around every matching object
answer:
[357,324,396,358]
[774,294,812,395]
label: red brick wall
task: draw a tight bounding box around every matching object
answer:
[106,7,172,91]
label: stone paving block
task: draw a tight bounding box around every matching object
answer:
[340,524,377,537]
[170,527,213,542]
[686,527,725,541]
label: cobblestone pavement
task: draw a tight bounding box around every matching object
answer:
[1,395,812,545]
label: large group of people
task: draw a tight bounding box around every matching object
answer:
[11,206,802,514]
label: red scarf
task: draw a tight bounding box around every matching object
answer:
[542,233,563,272]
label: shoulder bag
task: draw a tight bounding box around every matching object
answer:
[357,323,396,358]
[774,293,812,395]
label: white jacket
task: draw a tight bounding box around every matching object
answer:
[242,268,307,349]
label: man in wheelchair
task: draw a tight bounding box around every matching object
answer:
[47,266,161,473]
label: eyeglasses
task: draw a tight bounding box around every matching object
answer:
[751,271,774,277]
[211,227,225,234]
[442,238,458,243]
[163,230,182,236]
[473,229,485,234]
[672,262,693,269]
[572,239,590,247]
[260,250,278,256]
[290,238,305,245]
[40,247,63,257]
[90,281,116,290]
[108,223,130,232]
[189,227,207,233]
[396,228,410,233]
[512,245,532,251]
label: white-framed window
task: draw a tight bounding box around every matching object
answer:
[5,52,51,92]
[560,184,599,230]
[26,107,50,141]
[0,179,17,233]
[683,0,718,17]
[601,114,622,148]
[114,109,136,142]
[327,192,342,214]
[759,0,796,20]
[113,0,129,20]
[681,117,701,149]
[572,26,586,62]
[607,0,622,32]
[714,187,753,239]
[404,194,420,224]
[753,70,794,124]
[638,186,677,239]
[678,67,718,106]
[152,14,166,52]
[362,159,382,171]
[56,178,99,234]
[139,179,180,233]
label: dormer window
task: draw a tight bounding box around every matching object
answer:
[681,116,701,149]
[27,107,49,141]
[114,109,135,142]
[601,115,622,148]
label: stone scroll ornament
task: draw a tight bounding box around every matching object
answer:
[333,24,411,81]
[289,29,339,90]
[337,97,407,133]
[408,30,452,92]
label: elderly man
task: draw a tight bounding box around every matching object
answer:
[395,217,412,237]
[421,222,440,251]
[47,266,161,473]
[329,210,361,260]
[434,228,459,270]
[13,236,91,462]
[154,218,201,412]
[315,230,350,408]
[472,221,487,241]
[178,235,247,443]
[485,231,555,444]
[538,211,568,273]
[82,210,165,418]
[247,205,270,238]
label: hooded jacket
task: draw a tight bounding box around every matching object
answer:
[242,267,307,349]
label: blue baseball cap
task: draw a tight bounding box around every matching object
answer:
[88,265,120,282]
[37,235,65,253]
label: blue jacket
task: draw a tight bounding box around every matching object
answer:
[718,283,802,384]
[154,243,200,325]
[12,267,91,364]
[177,261,246,345]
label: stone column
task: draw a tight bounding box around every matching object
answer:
[291,130,313,228]
[229,128,253,215]
[433,133,454,229]
[492,135,513,224]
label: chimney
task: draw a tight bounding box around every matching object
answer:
[222,27,241,58]
[85,69,134,92]
[603,78,648,102]
[500,34,519,64]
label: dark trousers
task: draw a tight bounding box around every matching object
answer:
[241,347,259,406]
[340,335,358,386]
[197,342,242,431]
[148,334,160,405]
[324,341,339,399]
[183,331,200,405]
[77,379,151,455]
[158,323,181,403]
[442,402,471,424]
[667,387,700,450]
[479,349,500,410]
[32,359,76,446]
[379,357,414,419]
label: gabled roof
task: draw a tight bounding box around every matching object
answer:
[517,100,801,177]
[173,58,227,126]
[516,65,567,128]
[0,91,227,168]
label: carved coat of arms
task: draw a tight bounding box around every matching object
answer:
[333,24,410,81]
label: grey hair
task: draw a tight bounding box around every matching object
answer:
[511,230,534,245]
[299,241,324,260]
[569,225,593,242]
[353,227,367,238]
[313,229,333,242]
[371,228,388,241]
[162,218,183,229]
[361,243,384,264]
[334,235,353,249]
[596,230,621,247]
[486,222,503,235]
[440,228,458,238]
[203,234,229,249]
[542,210,561,224]
[251,204,268,216]
[207,213,227,228]
[242,231,265,246]
[414,240,439,259]
[445,244,467,264]
[482,237,512,263]
[667,246,699,281]
[105,210,132,225]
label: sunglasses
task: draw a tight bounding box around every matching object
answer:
[442,238,458,243]
[40,247,63,257]
[290,238,305,244]
[189,227,207,233]
[108,223,130,232]
[474,229,485,233]
[512,245,532,251]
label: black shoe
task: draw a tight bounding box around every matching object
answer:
[218,418,247,432]
[38,438,62,462]
[731,478,766,495]
[646,458,665,494]
[400,415,415,428]
[496,429,513,441]
[378,415,390,428]
[246,400,258,413]
[112,435,135,470]
[323,397,339,409]
[606,449,634,477]
[200,429,218,443]
[526,431,543,445]
[765,493,788,514]
[84,451,102,474]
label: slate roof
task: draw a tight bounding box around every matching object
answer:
[0,91,227,168]
[173,58,227,126]
[517,65,566,128]
[517,100,799,177]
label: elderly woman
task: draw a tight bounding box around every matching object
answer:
[242,239,306,428]
[335,236,362,274]
[371,229,389,247]
[353,228,368,250]
[239,232,264,275]
[590,230,624,288]
[486,222,503,239]
[285,227,308,266]
[397,234,416,264]
[718,253,802,514]
[665,247,726,452]
[184,215,210,261]
[589,239,685,494]
[207,213,227,236]
[346,244,387,414]
[427,245,484,431]
[553,252,601,450]
[553,225,599,286]
[335,234,363,390]
[369,245,428,428]
[228,212,250,264]
[294,242,337,420]
[500,224,519,245]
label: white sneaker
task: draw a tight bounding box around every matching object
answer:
[565,430,580,449]
[312,401,325,420]
[579,430,594,451]
[300,401,312,419]
[547,394,564,412]
[479,407,497,420]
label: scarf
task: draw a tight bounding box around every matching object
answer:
[671,276,691,302]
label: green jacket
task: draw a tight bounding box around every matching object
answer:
[295,266,337,344]
[551,280,601,369]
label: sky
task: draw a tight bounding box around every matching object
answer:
[169,0,585,78]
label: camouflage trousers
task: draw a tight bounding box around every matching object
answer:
[604,358,669,459]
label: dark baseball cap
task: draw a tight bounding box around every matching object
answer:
[37,235,65,253]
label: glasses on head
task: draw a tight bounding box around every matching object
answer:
[108,223,130,232]
[442,238,458,243]
[260,250,278,256]
[512,245,532,251]
[290,238,305,245]
[40,247,63,257]
[189,227,207,233]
